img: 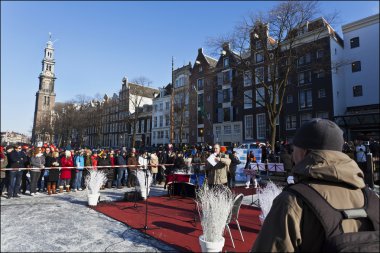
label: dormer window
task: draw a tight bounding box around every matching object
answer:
[223,58,229,67]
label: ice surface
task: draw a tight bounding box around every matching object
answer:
[1,184,257,252]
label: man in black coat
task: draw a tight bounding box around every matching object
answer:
[7,145,27,199]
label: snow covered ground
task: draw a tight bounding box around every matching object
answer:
[1,184,258,252]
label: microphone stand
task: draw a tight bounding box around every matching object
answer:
[143,156,150,231]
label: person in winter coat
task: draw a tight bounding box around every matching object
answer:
[60,151,73,193]
[73,150,85,191]
[82,149,93,188]
[91,151,98,169]
[149,151,159,185]
[205,144,231,187]
[7,145,26,198]
[20,147,31,195]
[29,147,46,196]
[127,152,139,188]
[97,152,112,189]
[45,151,60,195]
[0,146,8,196]
[157,149,167,185]
[228,151,241,188]
[280,144,293,174]
[115,151,127,189]
[244,151,257,188]
[251,118,379,252]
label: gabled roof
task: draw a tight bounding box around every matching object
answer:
[128,83,159,98]
[204,55,218,67]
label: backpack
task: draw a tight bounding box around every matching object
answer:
[285,183,379,252]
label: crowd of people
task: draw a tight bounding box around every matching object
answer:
[0,137,378,200]
[0,143,235,199]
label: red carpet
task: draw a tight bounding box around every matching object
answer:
[93,195,262,252]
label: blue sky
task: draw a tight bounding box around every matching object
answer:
[1,1,379,136]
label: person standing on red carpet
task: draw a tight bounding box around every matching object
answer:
[205,144,231,188]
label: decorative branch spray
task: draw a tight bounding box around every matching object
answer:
[258,181,283,224]
[85,170,107,195]
[196,184,234,242]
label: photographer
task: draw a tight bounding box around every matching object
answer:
[355,140,367,175]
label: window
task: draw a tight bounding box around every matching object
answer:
[287,95,293,103]
[165,115,169,126]
[352,61,361,72]
[223,58,229,67]
[217,108,223,123]
[298,53,311,66]
[198,110,204,124]
[141,121,145,133]
[255,67,264,84]
[199,65,203,72]
[318,89,326,98]
[223,70,231,83]
[154,104,158,112]
[223,88,230,102]
[153,131,156,139]
[165,130,168,139]
[316,69,325,78]
[350,37,360,48]
[153,117,157,127]
[234,124,241,134]
[245,115,253,139]
[244,90,252,109]
[298,71,312,85]
[165,101,170,110]
[299,89,312,109]
[256,87,265,107]
[316,112,329,119]
[255,40,262,50]
[267,64,278,82]
[147,119,150,131]
[216,126,221,136]
[256,113,266,140]
[316,49,324,59]
[353,85,363,97]
[175,76,185,88]
[224,125,232,135]
[223,108,230,121]
[255,53,264,63]
[198,93,204,109]
[300,113,312,125]
[244,71,252,86]
[286,115,297,130]
[197,78,204,90]
[159,115,163,127]
[198,128,204,137]
[159,103,163,111]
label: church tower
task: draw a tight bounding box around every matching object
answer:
[32,34,57,145]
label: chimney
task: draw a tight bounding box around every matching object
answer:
[222,42,230,50]
[198,48,203,54]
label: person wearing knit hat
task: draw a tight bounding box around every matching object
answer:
[252,118,378,252]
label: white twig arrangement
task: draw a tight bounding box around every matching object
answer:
[85,170,107,195]
[258,181,283,223]
[196,184,234,242]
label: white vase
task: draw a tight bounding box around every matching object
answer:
[199,234,225,252]
[88,193,100,206]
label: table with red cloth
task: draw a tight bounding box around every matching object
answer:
[166,173,206,198]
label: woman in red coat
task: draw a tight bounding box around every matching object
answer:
[60,150,73,193]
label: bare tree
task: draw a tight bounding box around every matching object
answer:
[173,85,189,145]
[125,77,153,148]
[207,0,339,150]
